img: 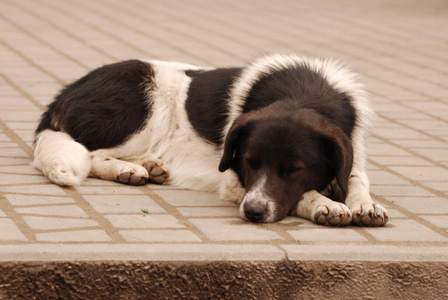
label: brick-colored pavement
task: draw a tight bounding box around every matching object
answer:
[1,0,448,266]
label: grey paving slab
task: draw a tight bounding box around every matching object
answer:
[0,0,447,269]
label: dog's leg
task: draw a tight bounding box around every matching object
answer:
[219,171,245,204]
[293,190,352,226]
[345,171,389,226]
[90,152,171,185]
[127,156,171,184]
[33,130,91,186]
[344,129,389,226]
[90,153,149,185]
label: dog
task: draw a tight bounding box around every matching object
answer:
[33,54,389,226]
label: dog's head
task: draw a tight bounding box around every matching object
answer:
[219,102,353,223]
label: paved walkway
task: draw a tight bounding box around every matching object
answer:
[0,0,448,297]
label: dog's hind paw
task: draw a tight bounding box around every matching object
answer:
[142,160,170,184]
[116,165,148,186]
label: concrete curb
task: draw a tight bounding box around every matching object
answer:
[1,260,447,299]
[1,244,448,262]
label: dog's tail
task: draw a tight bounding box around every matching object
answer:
[32,130,91,186]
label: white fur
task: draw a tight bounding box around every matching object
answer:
[89,152,149,182]
[33,130,91,186]
[219,171,246,204]
[239,174,277,223]
[86,61,224,192]
[294,190,352,226]
[142,59,212,71]
[225,54,374,141]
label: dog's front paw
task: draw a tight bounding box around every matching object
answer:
[143,160,170,184]
[350,202,389,226]
[313,202,352,226]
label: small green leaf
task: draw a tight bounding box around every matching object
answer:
[141,209,149,214]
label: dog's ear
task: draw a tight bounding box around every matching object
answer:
[219,116,246,172]
[219,113,259,172]
[319,126,353,195]
[294,109,354,195]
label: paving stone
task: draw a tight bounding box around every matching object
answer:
[0,219,27,241]
[363,219,447,242]
[420,216,448,229]
[15,205,88,217]
[389,166,448,182]
[276,216,314,226]
[23,216,99,230]
[0,173,50,185]
[0,142,17,148]
[371,185,435,197]
[383,209,407,219]
[5,194,75,206]
[12,130,34,143]
[75,186,144,195]
[36,230,112,242]
[421,182,448,192]
[105,214,184,229]
[367,143,411,157]
[371,128,427,140]
[0,110,41,122]
[0,134,11,142]
[0,148,29,158]
[119,230,202,242]
[145,184,180,191]
[0,157,30,166]
[177,206,239,217]
[412,148,448,162]
[385,197,448,214]
[82,178,121,186]
[154,190,234,207]
[0,184,67,195]
[4,122,38,130]
[401,120,448,131]
[0,165,42,174]
[190,218,283,241]
[368,170,412,185]
[83,195,166,213]
[287,228,368,242]
[369,156,433,166]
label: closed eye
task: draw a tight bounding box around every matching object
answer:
[281,162,305,177]
[246,158,261,170]
[286,167,304,173]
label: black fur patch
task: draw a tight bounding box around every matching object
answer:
[243,65,357,137]
[185,68,241,146]
[36,60,154,151]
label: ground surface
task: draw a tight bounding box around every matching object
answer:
[0,0,447,298]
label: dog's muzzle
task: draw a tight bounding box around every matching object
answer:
[243,200,267,222]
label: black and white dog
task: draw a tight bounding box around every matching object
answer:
[33,54,388,226]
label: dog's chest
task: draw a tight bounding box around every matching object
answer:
[132,65,225,192]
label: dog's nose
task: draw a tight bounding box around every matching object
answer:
[244,202,265,222]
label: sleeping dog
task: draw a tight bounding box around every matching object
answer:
[33,54,389,226]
